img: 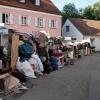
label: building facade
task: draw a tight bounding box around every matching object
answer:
[0,0,62,37]
[62,18,100,51]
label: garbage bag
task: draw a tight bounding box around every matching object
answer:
[30,54,44,72]
[16,57,37,78]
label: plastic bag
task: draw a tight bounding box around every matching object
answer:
[16,57,37,78]
[31,54,44,72]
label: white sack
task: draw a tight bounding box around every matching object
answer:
[68,51,74,59]
[30,54,44,72]
[16,57,37,78]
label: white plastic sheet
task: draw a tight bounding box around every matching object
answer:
[16,57,37,78]
[67,42,74,46]
[68,51,74,59]
[29,54,44,72]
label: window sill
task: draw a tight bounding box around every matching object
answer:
[35,4,41,6]
[66,31,69,32]
[20,24,29,26]
[5,23,11,25]
[37,26,44,28]
[50,27,57,29]
[19,2,26,3]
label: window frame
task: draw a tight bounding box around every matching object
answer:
[37,17,43,27]
[2,13,10,24]
[66,25,70,32]
[50,19,56,29]
[35,0,40,6]
[21,16,28,25]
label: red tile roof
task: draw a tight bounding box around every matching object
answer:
[69,18,100,36]
[0,0,62,15]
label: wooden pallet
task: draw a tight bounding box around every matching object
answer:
[0,84,20,96]
[0,73,20,96]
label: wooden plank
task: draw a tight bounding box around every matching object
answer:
[11,33,19,70]
[0,74,20,96]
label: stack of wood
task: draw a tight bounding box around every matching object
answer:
[0,73,20,96]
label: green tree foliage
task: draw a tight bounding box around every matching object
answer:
[93,2,100,20]
[83,2,100,20]
[62,1,100,24]
[62,3,82,24]
[83,6,95,19]
[62,3,78,17]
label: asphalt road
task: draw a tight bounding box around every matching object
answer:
[6,53,100,100]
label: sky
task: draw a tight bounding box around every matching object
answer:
[51,0,100,11]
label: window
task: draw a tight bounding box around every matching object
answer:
[19,0,26,3]
[90,38,95,46]
[49,19,57,28]
[35,17,45,27]
[35,0,40,6]
[37,18,43,27]
[19,16,31,26]
[51,20,56,28]
[31,0,40,6]
[2,13,10,24]
[66,26,70,32]
[21,16,28,25]
[0,13,13,24]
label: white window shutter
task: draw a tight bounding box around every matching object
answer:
[43,19,45,27]
[56,21,58,28]
[10,14,13,24]
[28,16,31,26]
[0,13,2,23]
[35,17,38,26]
[49,20,51,28]
[19,15,22,25]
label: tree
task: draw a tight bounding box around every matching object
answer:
[83,6,95,19]
[79,8,83,15]
[93,2,100,20]
[83,2,100,20]
[62,1,100,24]
[62,3,79,17]
[62,3,80,23]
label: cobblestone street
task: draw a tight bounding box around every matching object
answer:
[7,53,100,100]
